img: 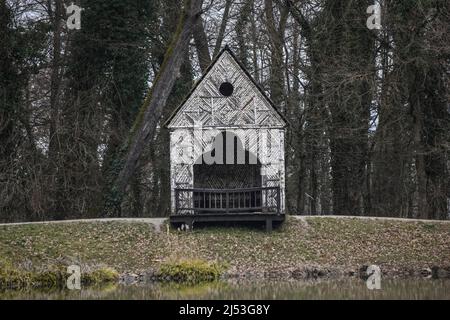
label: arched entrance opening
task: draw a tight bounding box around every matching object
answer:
[193,132,262,213]
[194,132,261,189]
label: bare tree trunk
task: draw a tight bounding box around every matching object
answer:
[413,100,428,219]
[411,65,449,220]
[249,11,260,82]
[112,0,203,207]
[193,16,211,72]
[213,0,232,57]
[264,0,288,108]
[235,0,253,68]
[48,0,64,161]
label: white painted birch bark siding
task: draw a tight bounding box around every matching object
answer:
[167,49,286,214]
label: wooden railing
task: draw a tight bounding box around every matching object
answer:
[174,187,281,215]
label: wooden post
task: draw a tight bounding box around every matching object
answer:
[226,191,229,214]
[276,187,281,215]
[262,188,267,214]
[175,189,179,215]
[203,192,206,209]
[238,192,241,209]
[265,218,272,232]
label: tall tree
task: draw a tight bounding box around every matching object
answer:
[391,0,449,219]
[317,0,375,216]
[0,0,49,221]
[264,0,288,108]
[110,0,204,212]
[100,0,156,216]
[0,1,21,170]
[193,15,211,72]
[235,0,253,68]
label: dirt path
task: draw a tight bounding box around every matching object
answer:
[0,215,447,232]
[0,218,169,232]
[292,215,450,225]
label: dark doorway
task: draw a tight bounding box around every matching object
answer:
[193,132,262,213]
[194,131,261,189]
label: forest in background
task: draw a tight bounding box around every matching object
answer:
[0,0,449,222]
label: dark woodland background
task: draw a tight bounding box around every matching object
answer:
[0,0,449,222]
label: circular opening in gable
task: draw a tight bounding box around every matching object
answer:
[219,82,234,97]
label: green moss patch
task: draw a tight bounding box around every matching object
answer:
[0,259,119,290]
[157,259,226,283]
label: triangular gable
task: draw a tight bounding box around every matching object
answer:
[166,47,287,129]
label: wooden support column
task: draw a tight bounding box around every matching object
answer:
[188,218,194,231]
[265,218,272,232]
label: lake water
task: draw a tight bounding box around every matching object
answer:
[1,278,449,300]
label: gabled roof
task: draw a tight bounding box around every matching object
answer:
[165,45,287,129]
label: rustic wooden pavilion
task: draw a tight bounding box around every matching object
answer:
[166,46,287,231]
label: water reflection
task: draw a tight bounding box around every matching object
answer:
[1,278,449,300]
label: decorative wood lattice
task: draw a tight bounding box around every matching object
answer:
[167,47,286,215]
[167,50,286,129]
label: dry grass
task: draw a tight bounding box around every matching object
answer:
[0,217,449,277]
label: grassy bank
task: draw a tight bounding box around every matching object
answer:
[0,259,119,289]
[0,217,449,287]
